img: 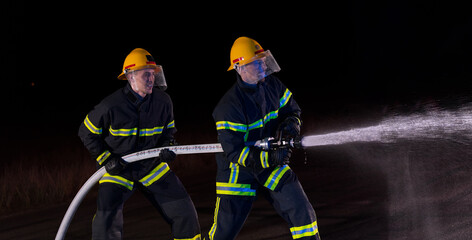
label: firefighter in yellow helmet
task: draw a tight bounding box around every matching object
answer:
[117,48,168,92]
[206,37,321,240]
[78,48,201,240]
[226,37,281,84]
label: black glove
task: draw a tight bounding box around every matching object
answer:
[242,148,265,172]
[268,147,292,167]
[276,116,301,139]
[104,155,128,175]
[159,148,176,163]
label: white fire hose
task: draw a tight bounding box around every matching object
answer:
[55,143,223,240]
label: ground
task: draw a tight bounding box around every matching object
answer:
[1,137,471,240]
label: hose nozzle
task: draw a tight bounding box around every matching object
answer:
[290,136,303,149]
[254,136,304,151]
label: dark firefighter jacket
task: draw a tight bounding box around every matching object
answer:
[212,74,301,170]
[78,84,176,175]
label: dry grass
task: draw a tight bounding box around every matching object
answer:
[0,136,95,215]
[0,125,218,215]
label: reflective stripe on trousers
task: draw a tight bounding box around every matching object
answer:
[99,162,170,189]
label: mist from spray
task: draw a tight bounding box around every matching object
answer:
[301,105,472,148]
[302,103,472,240]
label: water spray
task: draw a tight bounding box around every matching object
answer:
[300,105,472,148]
[250,104,472,152]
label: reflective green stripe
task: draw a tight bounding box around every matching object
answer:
[243,110,278,135]
[209,197,221,239]
[99,173,134,191]
[248,119,263,131]
[84,115,102,134]
[109,126,166,136]
[167,120,175,128]
[139,162,170,187]
[215,88,292,134]
[96,150,111,165]
[174,234,201,240]
[279,88,292,108]
[264,165,290,191]
[216,182,256,196]
[229,162,239,183]
[139,126,164,136]
[263,109,279,124]
[237,147,249,166]
[216,121,247,132]
[109,127,138,136]
[260,151,269,168]
[290,221,318,239]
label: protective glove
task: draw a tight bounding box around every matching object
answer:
[276,116,301,139]
[159,148,176,163]
[240,148,263,172]
[268,147,292,167]
[105,155,128,175]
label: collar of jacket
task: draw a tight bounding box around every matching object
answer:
[124,84,151,112]
[236,73,265,93]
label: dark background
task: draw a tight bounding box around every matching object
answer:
[3,1,472,136]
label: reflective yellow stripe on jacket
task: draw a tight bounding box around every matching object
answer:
[215,88,292,141]
[109,127,137,136]
[216,121,247,132]
[237,147,250,166]
[167,120,175,129]
[96,150,111,165]
[260,151,269,168]
[84,115,102,134]
[108,125,171,137]
[139,126,164,136]
[290,221,319,239]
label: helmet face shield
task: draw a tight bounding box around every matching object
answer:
[126,65,167,91]
[235,50,280,84]
[153,65,167,91]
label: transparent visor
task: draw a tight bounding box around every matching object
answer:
[235,50,281,84]
[153,66,167,91]
[127,65,167,91]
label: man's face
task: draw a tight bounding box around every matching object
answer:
[128,68,155,97]
[238,59,267,84]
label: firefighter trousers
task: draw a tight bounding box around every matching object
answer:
[92,168,201,240]
[207,164,320,240]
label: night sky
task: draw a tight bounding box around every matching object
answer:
[3,1,472,139]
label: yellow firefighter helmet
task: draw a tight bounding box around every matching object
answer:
[227,37,265,71]
[117,48,159,80]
